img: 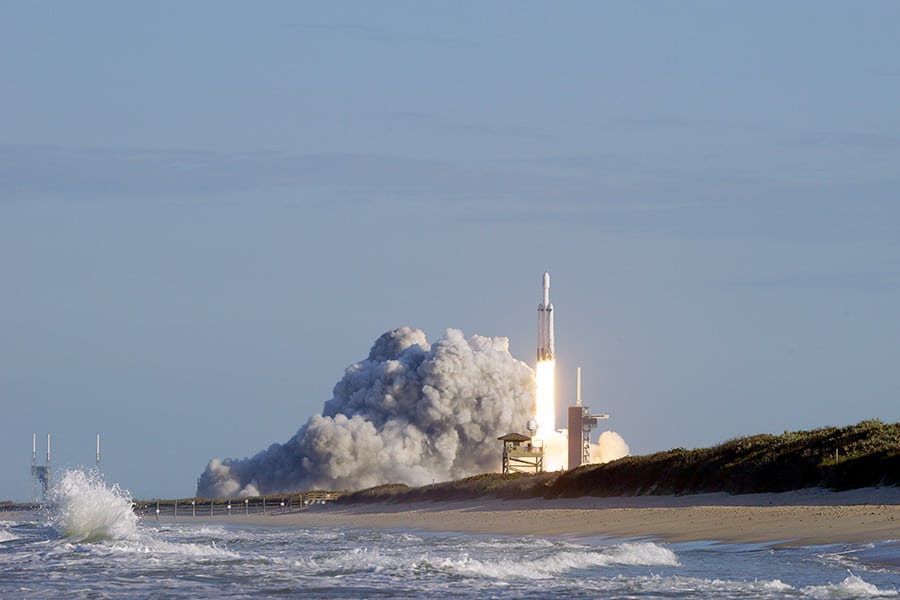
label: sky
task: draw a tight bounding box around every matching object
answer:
[2,1,899,501]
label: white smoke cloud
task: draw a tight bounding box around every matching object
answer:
[592,430,630,464]
[197,327,536,497]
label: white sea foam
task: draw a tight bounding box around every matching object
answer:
[3,519,899,599]
[0,527,18,543]
[192,525,229,536]
[292,540,680,581]
[762,579,795,592]
[801,573,898,597]
[597,573,799,597]
[49,469,138,542]
[44,469,241,561]
[436,542,679,580]
[600,541,681,566]
[108,538,239,558]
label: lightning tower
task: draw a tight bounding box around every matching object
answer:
[31,433,51,502]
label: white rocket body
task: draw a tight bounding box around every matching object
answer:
[537,271,555,361]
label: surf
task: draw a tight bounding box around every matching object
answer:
[48,469,138,543]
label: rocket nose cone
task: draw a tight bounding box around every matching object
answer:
[543,272,550,288]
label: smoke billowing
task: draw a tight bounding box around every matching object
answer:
[197,327,536,497]
[594,430,630,464]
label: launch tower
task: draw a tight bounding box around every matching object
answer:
[567,368,609,469]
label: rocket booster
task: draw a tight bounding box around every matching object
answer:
[537,271,555,361]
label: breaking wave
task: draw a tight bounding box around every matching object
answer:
[800,573,898,597]
[49,469,138,543]
[0,526,18,543]
[434,541,680,580]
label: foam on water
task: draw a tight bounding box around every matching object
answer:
[589,572,896,598]
[801,573,898,598]
[292,538,679,581]
[2,517,898,599]
[44,469,239,560]
[48,469,139,542]
[0,526,18,543]
[434,541,679,580]
[599,573,796,597]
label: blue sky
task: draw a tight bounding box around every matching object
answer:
[2,2,899,500]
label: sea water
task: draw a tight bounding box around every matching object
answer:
[1,470,897,599]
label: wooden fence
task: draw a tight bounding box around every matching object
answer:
[134,491,344,518]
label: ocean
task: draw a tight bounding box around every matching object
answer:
[1,471,897,599]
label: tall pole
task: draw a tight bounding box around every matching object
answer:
[46,433,52,493]
[576,367,582,407]
[32,433,37,502]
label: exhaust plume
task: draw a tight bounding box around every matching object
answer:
[593,430,630,464]
[197,327,536,497]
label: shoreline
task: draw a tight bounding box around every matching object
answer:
[144,487,900,546]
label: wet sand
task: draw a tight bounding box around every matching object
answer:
[190,487,900,545]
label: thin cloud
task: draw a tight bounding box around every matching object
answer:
[384,111,558,143]
[280,20,458,44]
[0,144,567,202]
[736,269,900,293]
[787,130,900,153]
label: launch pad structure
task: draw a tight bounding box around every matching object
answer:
[568,368,609,470]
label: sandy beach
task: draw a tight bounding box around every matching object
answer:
[173,487,900,546]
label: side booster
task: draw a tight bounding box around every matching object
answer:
[537,271,555,361]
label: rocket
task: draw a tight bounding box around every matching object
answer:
[537,271,555,361]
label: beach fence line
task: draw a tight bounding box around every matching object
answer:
[134,491,344,519]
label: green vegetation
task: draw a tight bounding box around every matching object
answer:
[338,419,900,504]
[545,419,900,498]
[338,473,556,504]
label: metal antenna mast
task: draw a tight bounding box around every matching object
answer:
[31,433,51,502]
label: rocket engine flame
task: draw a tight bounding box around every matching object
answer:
[534,358,568,471]
[534,360,556,437]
